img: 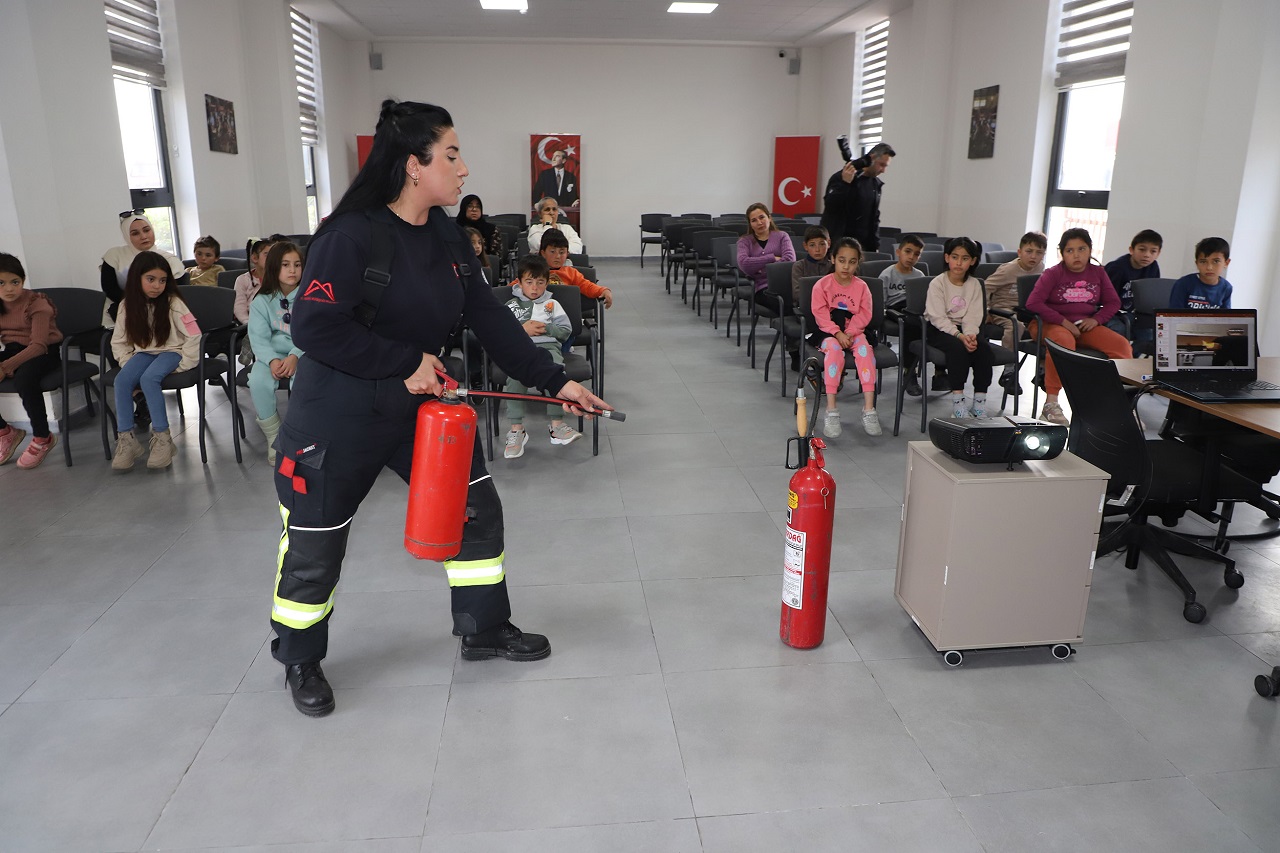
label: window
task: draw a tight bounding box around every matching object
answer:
[1043,0,1134,256]
[856,19,889,154]
[105,0,178,255]
[303,145,319,232]
[291,7,321,231]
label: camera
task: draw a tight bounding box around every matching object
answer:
[836,134,853,162]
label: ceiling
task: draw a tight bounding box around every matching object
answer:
[296,0,885,45]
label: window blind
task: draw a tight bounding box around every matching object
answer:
[104,0,166,88]
[1055,0,1133,88]
[291,8,320,146]
[857,19,889,152]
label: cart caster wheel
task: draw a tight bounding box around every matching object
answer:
[943,650,964,667]
[1255,668,1280,698]
[1183,602,1207,623]
[1051,643,1073,660]
[1224,568,1245,590]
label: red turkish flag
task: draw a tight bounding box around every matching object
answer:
[357,135,374,169]
[772,136,820,217]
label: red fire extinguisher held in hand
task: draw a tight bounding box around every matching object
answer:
[780,435,837,649]
[404,368,625,562]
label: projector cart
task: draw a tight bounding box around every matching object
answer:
[895,441,1109,666]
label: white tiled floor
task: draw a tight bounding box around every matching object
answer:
[1,259,1277,852]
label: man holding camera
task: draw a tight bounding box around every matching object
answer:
[820,141,895,253]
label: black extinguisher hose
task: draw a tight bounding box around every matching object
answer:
[432,368,626,421]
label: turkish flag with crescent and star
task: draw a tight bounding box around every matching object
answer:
[772,136,820,217]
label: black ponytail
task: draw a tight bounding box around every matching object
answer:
[318,100,454,236]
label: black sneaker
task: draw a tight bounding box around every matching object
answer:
[904,373,923,397]
[998,371,1022,395]
[461,621,551,661]
[284,662,335,717]
[930,371,950,392]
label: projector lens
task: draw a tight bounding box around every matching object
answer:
[1024,435,1042,451]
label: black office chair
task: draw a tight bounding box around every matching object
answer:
[686,229,735,315]
[1128,277,1177,356]
[985,250,1017,264]
[1049,341,1257,623]
[758,261,794,387]
[860,259,895,279]
[639,213,669,268]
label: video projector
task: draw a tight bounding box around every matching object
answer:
[928,415,1068,468]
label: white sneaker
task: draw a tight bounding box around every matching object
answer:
[504,428,529,459]
[862,410,883,436]
[548,422,582,445]
[823,410,842,438]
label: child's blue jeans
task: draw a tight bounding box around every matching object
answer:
[115,351,182,432]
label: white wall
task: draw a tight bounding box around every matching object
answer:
[1108,0,1280,344]
[0,0,129,289]
[313,23,373,217]
[355,40,810,256]
[881,0,1057,247]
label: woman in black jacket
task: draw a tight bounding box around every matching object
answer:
[269,100,610,717]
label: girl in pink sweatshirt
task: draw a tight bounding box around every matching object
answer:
[808,238,881,437]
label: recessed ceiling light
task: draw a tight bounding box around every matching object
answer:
[668,2,717,13]
[479,0,528,10]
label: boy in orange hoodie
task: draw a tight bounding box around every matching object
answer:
[536,229,613,309]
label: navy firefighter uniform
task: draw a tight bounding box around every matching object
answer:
[269,205,569,667]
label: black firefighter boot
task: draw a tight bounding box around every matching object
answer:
[460,621,551,661]
[284,662,335,717]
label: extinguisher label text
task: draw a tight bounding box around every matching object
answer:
[782,526,806,609]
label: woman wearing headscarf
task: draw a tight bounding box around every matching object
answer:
[454,193,503,258]
[101,211,186,320]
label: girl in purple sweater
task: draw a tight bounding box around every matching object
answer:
[1026,228,1131,425]
[737,202,796,314]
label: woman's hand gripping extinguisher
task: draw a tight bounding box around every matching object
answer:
[404,368,625,562]
[781,356,837,648]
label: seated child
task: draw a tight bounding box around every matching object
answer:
[186,235,226,287]
[466,226,497,286]
[538,230,611,307]
[1103,229,1162,335]
[791,226,833,304]
[528,197,584,255]
[234,237,275,324]
[1170,237,1232,309]
[1026,228,1131,426]
[924,237,995,418]
[0,253,63,469]
[883,233,926,311]
[790,226,833,370]
[887,235,929,396]
[247,241,304,465]
[110,251,202,471]
[807,238,882,437]
[982,230,1047,390]
[502,255,581,458]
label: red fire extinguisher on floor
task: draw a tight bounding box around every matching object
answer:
[780,377,837,648]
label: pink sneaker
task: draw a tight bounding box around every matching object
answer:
[16,434,56,469]
[0,426,26,465]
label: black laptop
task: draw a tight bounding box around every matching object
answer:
[1153,309,1280,402]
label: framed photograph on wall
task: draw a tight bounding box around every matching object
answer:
[968,86,999,159]
[530,134,581,232]
[206,95,238,155]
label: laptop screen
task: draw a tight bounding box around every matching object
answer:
[1153,309,1257,379]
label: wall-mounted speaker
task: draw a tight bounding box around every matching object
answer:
[369,52,383,70]
[788,57,801,75]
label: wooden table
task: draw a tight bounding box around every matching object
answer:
[1113,357,1280,439]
